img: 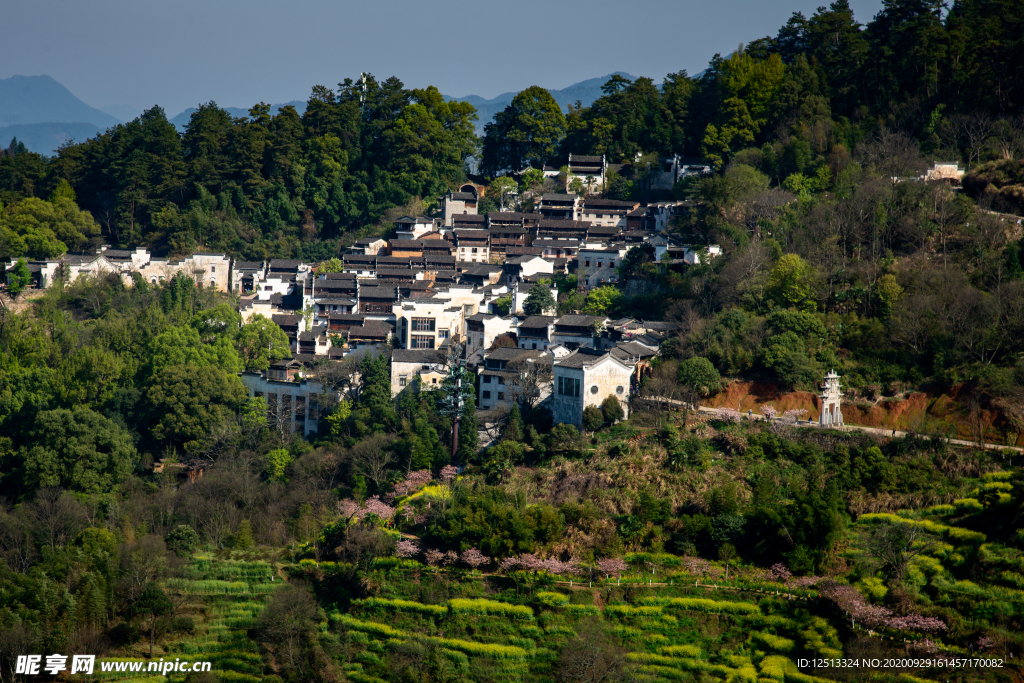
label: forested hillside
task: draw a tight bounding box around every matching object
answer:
[1,0,1024,682]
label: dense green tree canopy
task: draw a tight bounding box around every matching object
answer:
[480,86,566,175]
[23,406,136,493]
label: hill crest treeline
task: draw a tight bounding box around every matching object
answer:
[0,0,1022,260]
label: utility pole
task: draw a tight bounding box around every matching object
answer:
[439,341,470,462]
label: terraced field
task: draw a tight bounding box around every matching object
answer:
[71,555,287,683]
[326,568,850,683]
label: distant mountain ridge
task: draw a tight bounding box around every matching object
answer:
[446,72,636,132]
[0,122,101,156]
[167,101,308,131]
[0,72,639,153]
[0,75,120,129]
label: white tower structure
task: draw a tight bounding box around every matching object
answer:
[819,370,844,427]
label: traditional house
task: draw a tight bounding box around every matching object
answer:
[453,229,490,263]
[231,261,265,294]
[391,348,447,395]
[551,314,609,350]
[440,188,479,226]
[350,237,387,255]
[478,347,547,412]
[358,285,399,315]
[577,246,628,288]
[536,194,580,220]
[394,298,465,350]
[452,213,487,231]
[394,216,436,240]
[551,348,633,428]
[565,154,607,191]
[579,199,640,228]
[503,255,554,287]
[239,371,332,436]
[465,313,515,358]
[516,315,555,350]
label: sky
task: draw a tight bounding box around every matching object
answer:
[3,0,885,117]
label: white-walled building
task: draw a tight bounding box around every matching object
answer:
[394,216,436,240]
[440,189,479,226]
[478,347,547,412]
[465,313,515,357]
[395,298,465,350]
[577,246,628,288]
[391,349,447,396]
[238,372,334,436]
[551,315,608,350]
[551,348,633,428]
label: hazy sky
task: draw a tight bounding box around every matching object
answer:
[3,0,884,116]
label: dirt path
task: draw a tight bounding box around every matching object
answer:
[693,406,1024,453]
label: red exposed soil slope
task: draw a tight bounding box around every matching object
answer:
[705,380,1019,445]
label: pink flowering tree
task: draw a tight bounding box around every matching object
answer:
[391,469,433,500]
[461,548,490,570]
[597,558,628,578]
[440,465,458,483]
[424,549,445,567]
[767,563,792,584]
[782,408,807,422]
[760,404,777,420]
[821,581,946,634]
[716,407,743,423]
[395,540,420,559]
[442,550,459,567]
[336,496,395,523]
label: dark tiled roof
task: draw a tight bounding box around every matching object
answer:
[448,192,477,201]
[539,219,590,228]
[570,155,603,163]
[540,193,579,202]
[454,229,489,239]
[485,347,544,362]
[487,212,536,221]
[359,286,398,298]
[298,331,322,341]
[356,237,385,245]
[555,348,611,368]
[272,314,302,326]
[453,214,486,223]
[269,259,303,270]
[392,349,445,363]
[612,341,658,359]
[323,272,358,279]
[506,247,544,256]
[270,293,303,310]
[583,199,638,208]
[328,313,366,322]
[555,315,607,327]
[314,298,357,305]
[519,315,555,328]
[234,261,263,270]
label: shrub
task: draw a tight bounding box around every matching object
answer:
[565,604,601,616]
[165,525,200,556]
[601,396,625,423]
[354,597,448,617]
[536,592,570,608]
[751,632,795,652]
[652,597,760,615]
[657,645,701,657]
[759,655,797,680]
[604,604,663,617]
[583,406,605,432]
[448,598,534,620]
